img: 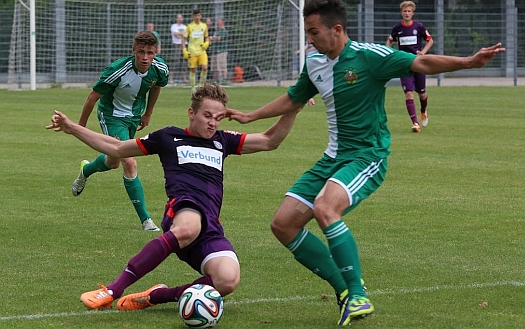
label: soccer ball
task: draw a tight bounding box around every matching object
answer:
[178,284,224,328]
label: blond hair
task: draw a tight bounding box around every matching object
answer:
[191,83,229,111]
[400,1,416,12]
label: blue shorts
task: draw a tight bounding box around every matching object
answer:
[161,197,236,274]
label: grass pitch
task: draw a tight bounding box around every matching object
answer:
[0,85,524,329]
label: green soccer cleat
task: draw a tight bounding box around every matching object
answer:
[337,289,354,326]
[337,295,374,326]
[335,279,370,326]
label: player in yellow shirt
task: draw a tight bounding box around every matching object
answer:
[182,9,209,93]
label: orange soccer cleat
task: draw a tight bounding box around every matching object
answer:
[80,284,114,310]
[420,111,429,127]
[117,284,168,311]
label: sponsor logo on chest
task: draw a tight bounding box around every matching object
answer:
[399,35,417,46]
[177,145,222,171]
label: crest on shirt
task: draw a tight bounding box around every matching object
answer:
[149,80,157,88]
[213,141,223,150]
[344,68,358,85]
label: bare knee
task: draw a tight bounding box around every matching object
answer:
[204,257,240,297]
[121,157,137,177]
[271,215,299,245]
[271,198,313,244]
[214,276,239,297]
[312,205,328,228]
[270,216,286,238]
[170,226,199,248]
[105,155,121,169]
[208,266,239,297]
[312,200,340,229]
[169,225,200,249]
[169,210,202,248]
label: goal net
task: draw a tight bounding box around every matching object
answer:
[7,0,304,87]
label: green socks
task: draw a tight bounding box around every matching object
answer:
[81,154,150,224]
[123,175,150,223]
[324,220,366,298]
[83,154,111,177]
[287,228,347,295]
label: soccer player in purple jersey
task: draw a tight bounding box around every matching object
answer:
[387,1,434,133]
[46,83,299,311]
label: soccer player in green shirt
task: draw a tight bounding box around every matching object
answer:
[72,30,169,232]
[224,0,504,326]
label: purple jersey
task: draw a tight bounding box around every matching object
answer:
[136,126,246,222]
[389,21,432,54]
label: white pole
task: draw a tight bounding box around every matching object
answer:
[299,0,305,73]
[30,0,36,90]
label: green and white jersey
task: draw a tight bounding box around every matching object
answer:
[93,56,169,119]
[288,40,416,160]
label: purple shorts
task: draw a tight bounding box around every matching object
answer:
[161,197,236,274]
[401,72,426,94]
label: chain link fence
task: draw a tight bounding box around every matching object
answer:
[0,1,523,88]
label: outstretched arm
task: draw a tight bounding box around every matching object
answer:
[225,94,305,124]
[411,43,505,75]
[240,110,299,154]
[46,110,144,158]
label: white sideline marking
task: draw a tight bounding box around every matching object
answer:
[1,281,523,321]
[368,280,525,296]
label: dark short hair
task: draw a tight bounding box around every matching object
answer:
[193,8,201,15]
[303,0,347,31]
[191,83,229,111]
[134,30,157,47]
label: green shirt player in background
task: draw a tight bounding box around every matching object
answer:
[146,22,162,55]
[224,0,504,326]
[73,30,169,232]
